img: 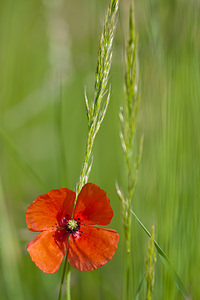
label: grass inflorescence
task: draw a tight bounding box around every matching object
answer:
[0,0,199,299]
[76,0,119,196]
[116,2,143,299]
[145,224,156,300]
[59,1,119,299]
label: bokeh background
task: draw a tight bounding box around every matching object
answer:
[0,0,200,299]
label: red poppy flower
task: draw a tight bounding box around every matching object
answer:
[26,183,119,273]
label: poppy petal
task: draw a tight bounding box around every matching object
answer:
[67,225,119,271]
[26,188,76,231]
[74,183,113,225]
[27,231,66,273]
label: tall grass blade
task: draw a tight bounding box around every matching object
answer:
[130,209,189,298]
[135,275,145,300]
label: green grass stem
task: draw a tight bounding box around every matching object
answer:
[116,2,141,299]
[59,1,119,299]
[145,225,156,300]
[58,239,70,300]
[76,0,118,196]
[130,209,189,298]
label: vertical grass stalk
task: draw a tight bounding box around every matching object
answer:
[76,0,119,196]
[58,1,119,299]
[116,2,188,299]
[145,224,156,300]
[116,1,143,299]
[58,241,69,300]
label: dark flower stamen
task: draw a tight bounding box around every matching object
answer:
[55,216,82,241]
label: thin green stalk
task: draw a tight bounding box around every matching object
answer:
[130,209,189,298]
[58,256,67,300]
[76,0,118,196]
[125,197,132,300]
[58,240,70,300]
[126,246,131,300]
[145,225,156,300]
[116,2,141,299]
[117,2,189,299]
[58,1,119,299]
[135,275,145,300]
[66,263,71,300]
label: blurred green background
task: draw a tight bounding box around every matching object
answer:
[0,0,199,299]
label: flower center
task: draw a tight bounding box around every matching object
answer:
[54,215,85,241]
[67,219,78,231]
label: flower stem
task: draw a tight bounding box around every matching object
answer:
[66,263,71,300]
[58,241,71,300]
[58,255,68,300]
[126,249,130,300]
[126,220,131,300]
[59,1,119,299]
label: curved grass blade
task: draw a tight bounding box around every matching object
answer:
[135,274,145,300]
[130,209,189,298]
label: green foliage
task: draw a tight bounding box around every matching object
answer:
[0,0,199,300]
[116,1,142,250]
[59,1,119,298]
[116,2,143,299]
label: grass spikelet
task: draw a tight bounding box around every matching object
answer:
[116,1,143,299]
[145,224,156,300]
[58,2,119,299]
[76,0,119,195]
